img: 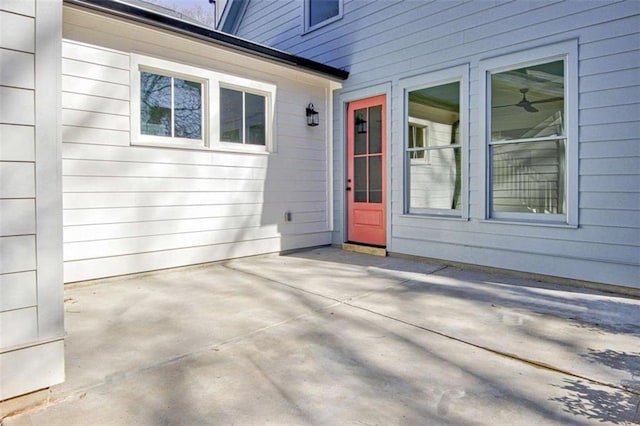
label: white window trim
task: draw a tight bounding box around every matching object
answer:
[399,64,469,219]
[131,53,276,153]
[303,0,343,34]
[478,39,578,226]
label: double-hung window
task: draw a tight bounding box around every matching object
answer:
[304,0,342,32]
[401,65,469,217]
[131,54,275,152]
[480,41,578,225]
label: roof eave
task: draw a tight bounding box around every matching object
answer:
[63,0,349,81]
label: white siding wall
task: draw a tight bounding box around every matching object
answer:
[62,7,336,282]
[1,0,64,401]
[235,0,640,288]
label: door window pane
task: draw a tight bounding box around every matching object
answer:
[369,155,382,203]
[140,72,172,137]
[406,81,461,213]
[354,157,367,202]
[354,109,367,155]
[368,105,382,154]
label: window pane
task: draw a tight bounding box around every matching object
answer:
[408,124,426,159]
[174,78,202,139]
[368,105,382,154]
[220,88,243,143]
[406,81,461,212]
[408,147,461,210]
[491,60,564,141]
[140,72,171,137]
[369,155,382,203]
[354,157,367,202]
[309,0,339,27]
[354,109,367,155]
[491,140,565,214]
[245,93,266,145]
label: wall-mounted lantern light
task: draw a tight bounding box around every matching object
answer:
[306,103,319,127]
[355,115,367,134]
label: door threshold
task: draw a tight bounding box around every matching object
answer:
[342,242,387,257]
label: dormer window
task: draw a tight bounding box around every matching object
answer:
[304,0,342,33]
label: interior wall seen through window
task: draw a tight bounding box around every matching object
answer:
[406,81,461,214]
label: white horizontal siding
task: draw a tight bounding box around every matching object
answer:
[60,12,335,282]
[236,0,639,287]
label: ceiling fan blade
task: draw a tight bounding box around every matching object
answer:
[524,104,538,113]
[529,97,564,105]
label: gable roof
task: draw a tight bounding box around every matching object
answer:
[64,0,349,81]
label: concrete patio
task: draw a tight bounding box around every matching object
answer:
[3,246,640,425]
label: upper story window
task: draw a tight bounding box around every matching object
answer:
[480,40,578,225]
[304,0,342,32]
[401,65,469,218]
[131,54,275,152]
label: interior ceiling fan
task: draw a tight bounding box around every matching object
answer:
[495,88,562,113]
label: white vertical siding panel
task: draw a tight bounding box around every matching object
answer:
[0,271,37,311]
[0,49,34,89]
[0,307,38,348]
[0,199,35,235]
[0,87,34,125]
[0,124,34,161]
[0,11,34,52]
[0,162,34,198]
[0,236,36,274]
[0,0,34,16]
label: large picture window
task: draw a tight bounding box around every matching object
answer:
[489,60,565,218]
[480,40,577,225]
[401,65,468,218]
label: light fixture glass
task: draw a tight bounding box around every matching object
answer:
[306,103,319,126]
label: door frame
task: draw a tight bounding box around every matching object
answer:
[338,83,392,248]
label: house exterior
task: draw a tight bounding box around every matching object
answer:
[2,0,345,405]
[1,0,638,409]
[224,0,640,289]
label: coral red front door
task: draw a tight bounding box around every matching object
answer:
[347,95,386,246]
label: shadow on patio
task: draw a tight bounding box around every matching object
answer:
[5,246,640,425]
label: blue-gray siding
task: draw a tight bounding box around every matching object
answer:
[234,0,640,287]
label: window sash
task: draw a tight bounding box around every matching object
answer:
[487,58,568,221]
